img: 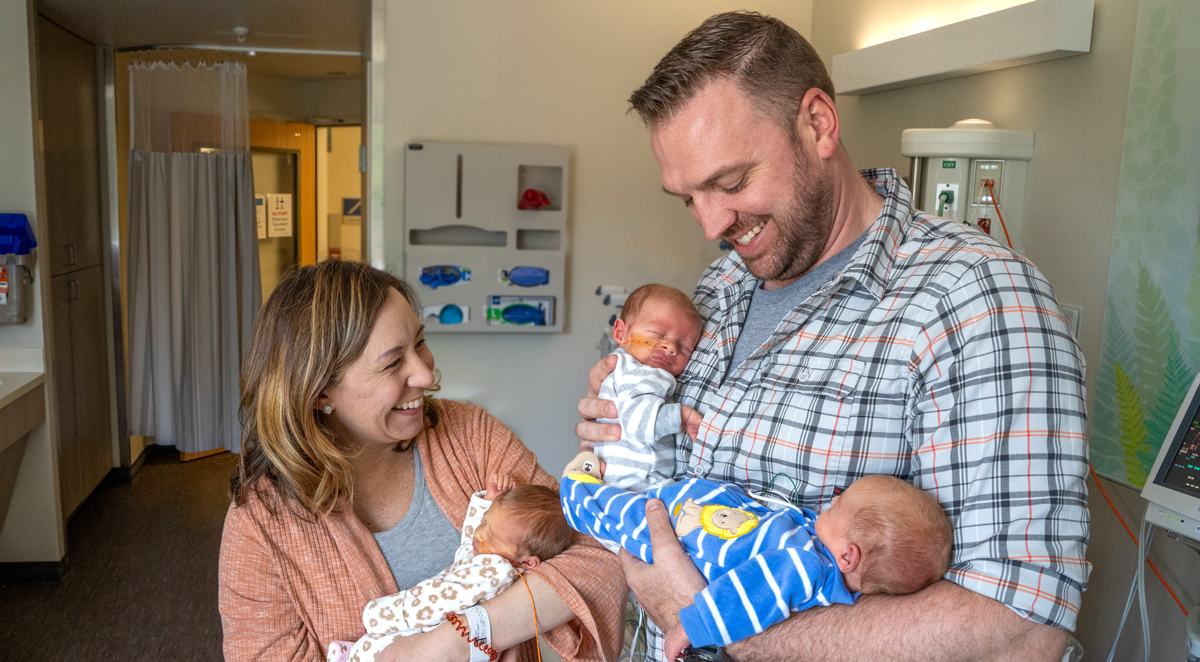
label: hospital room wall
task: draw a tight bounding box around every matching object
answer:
[381,0,812,477]
[813,0,1199,658]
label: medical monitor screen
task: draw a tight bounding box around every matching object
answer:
[1159,411,1200,498]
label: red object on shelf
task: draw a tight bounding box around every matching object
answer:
[518,188,552,210]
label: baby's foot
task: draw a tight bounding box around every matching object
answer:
[485,474,517,500]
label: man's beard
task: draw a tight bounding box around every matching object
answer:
[732,151,836,283]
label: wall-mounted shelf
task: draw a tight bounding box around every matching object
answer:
[403,141,569,333]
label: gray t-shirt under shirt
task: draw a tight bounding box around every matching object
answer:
[372,448,462,590]
[728,233,867,374]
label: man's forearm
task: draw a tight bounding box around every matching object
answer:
[723,580,1069,662]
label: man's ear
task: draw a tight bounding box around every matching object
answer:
[518,556,541,570]
[795,88,840,160]
[839,542,862,574]
[612,318,629,344]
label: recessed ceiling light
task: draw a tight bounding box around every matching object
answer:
[248,50,257,56]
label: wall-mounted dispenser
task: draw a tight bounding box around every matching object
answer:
[404,141,567,333]
[901,119,1033,254]
[0,214,37,325]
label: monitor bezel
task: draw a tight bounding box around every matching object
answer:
[1141,372,1200,519]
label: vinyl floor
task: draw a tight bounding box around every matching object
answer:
[0,451,237,661]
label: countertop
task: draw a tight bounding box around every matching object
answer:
[0,372,45,412]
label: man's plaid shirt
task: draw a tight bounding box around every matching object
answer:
[648,169,1089,651]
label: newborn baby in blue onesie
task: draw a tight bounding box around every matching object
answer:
[560,452,952,651]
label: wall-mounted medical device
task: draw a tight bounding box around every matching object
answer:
[901,119,1033,254]
[404,141,568,333]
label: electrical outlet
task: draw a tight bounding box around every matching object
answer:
[972,160,1004,205]
[1060,303,1082,341]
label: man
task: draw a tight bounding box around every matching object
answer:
[577,11,1089,662]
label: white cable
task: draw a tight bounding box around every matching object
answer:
[1106,509,1159,662]
[1139,519,1156,662]
[1105,546,1140,662]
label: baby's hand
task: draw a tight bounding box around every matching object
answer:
[485,474,517,500]
[680,405,703,441]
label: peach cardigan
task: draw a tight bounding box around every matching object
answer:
[219,400,626,661]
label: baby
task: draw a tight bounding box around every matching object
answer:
[328,475,575,662]
[596,284,704,493]
[559,452,952,652]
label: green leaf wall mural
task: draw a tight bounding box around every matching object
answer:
[1094,0,1200,487]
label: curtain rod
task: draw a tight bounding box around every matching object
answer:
[117,44,362,57]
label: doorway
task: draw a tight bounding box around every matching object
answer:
[249,119,317,300]
[316,125,364,263]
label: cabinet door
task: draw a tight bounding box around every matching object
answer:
[36,16,102,277]
[50,275,82,517]
[69,266,113,502]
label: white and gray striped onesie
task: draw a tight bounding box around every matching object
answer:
[593,347,679,496]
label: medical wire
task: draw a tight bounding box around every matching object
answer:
[984,181,1014,249]
[616,601,648,662]
[516,570,542,662]
[1090,464,1187,616]
[1105,518,1157,662]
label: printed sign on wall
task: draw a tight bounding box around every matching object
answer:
[255,196,266,239]
[268,193,293,238]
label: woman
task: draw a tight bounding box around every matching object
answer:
[219,261,625,661]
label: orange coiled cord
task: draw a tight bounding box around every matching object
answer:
[1089,464,1188,616]
[445,611,499,661]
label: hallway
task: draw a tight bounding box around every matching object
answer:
[0,452,235,660]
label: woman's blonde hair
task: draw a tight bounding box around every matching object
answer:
[230,260,438,517]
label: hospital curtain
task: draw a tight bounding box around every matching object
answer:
[126,61,261,454]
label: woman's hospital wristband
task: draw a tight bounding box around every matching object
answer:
[460,605,497,662]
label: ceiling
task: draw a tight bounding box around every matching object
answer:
[37,0,366,80]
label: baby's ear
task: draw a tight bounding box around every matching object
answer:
[612,318,629,344]
[518,556,541,570]
[840,542,862,574]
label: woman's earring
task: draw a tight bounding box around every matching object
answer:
[322,405,333,415]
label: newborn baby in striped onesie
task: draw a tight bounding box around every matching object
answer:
[595,284,704,498]
[327,475,574,662]
[560,453,953,655]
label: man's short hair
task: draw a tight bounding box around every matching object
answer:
[629,11,834,138]
[619,284,701,327]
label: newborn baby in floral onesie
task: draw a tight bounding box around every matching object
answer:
[327,475,576,662]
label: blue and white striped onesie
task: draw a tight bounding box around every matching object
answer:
[593,348,679,493]
[560,475,856,648]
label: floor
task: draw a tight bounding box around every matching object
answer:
[0,451,236,661]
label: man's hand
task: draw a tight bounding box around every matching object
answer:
[576,353,621,452]
[680,405,702,441]
[663,623,692,662]
[619,499,707,641]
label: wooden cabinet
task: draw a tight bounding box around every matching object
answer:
[37,17,103,277]
[50,267,112,518]
[37,16,113,519]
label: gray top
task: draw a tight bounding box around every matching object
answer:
[373,448,462,590]
[728,233,867,375]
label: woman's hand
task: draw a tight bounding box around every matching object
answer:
[375,620,468,662]
[576,354,621,452]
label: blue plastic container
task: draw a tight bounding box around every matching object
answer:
[0,214,36,255]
